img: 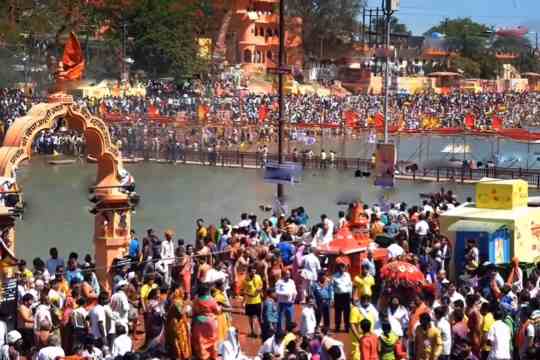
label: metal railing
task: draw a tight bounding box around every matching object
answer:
[119,149,540,188]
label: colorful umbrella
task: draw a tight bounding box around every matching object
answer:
[380,261,425,287]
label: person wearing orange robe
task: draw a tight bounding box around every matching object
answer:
[191,284,221,360]
[359,319,379,360]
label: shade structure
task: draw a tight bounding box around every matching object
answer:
[318,226,371,255]
[380,260,425,287]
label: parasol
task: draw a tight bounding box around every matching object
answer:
[380,261,425,287]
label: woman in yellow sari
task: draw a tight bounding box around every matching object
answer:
[213,279,232,344]
[165,287,192,360]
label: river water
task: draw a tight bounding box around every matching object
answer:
[13,133,540,261]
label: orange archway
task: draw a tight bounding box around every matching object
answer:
[0,94,133,284]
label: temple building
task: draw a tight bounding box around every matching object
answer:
[220,0,303,72]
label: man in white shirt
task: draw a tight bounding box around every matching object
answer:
[34,301,52,332]
[386,296,409,337]
[487,309,512,360]
[111,323,132,357]
[160,230,175,287]
[434,306,452,359]
[447,283,465,306]
[387,238,405,259]
[256,331,285,359]
[321,214,334,239]
[72,297,89,348]
[331,263,352,332]
[275,270,297,332]
[300,298,317,336]
[90,292,109,344]
[0,330,22,360]
[415,214,430,237]
[314,216,334,246]
[422,200,434,215]
[520,309,540,359]
[36,334,65,360]
[300,247,321,302]
[320,333,345,360]
[110,281,130,333]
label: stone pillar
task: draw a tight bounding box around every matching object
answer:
[93,191,132,289]
[0,210,17,280]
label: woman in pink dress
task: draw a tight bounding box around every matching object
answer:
[191,284,221,360]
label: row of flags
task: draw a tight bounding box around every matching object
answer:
[97,103,507,130]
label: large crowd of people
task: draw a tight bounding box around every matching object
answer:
[93,91,540,130]
[3,85,540,139]
[1,189,539,360]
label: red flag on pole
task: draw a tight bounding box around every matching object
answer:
[375,113,384,129]
[259,105,268,123]
[148,104,159,116]
[464,113,475,129]
[492,115,503,131]
[58,32,85,81]
[344,110,358,128]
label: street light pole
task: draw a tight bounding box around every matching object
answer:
[277,0,285,199]
[383,11,391,144]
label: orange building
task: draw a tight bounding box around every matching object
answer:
[223,0,303,72]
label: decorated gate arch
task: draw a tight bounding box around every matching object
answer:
[0,94,133,284]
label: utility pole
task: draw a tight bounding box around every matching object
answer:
[383,9,391,144]
[382,1,394,144]
[277,0,285,199]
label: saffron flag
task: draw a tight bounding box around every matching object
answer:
[99,102,107,115]
[148,104,159,116]
[58,32,85,81]
[374,113,384,129]
[464,114,475,129]
[197,104,209,122]
[259,105,268,123]
[344,110,358,128]
[492,115,503,131]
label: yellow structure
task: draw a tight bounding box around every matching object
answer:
[476,179,528,210]
[440,205,540,264]
[440,179,540,274]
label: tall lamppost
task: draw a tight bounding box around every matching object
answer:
[277,0,285,199]
[382,0,399,143]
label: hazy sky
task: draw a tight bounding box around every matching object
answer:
[366,0,540,38]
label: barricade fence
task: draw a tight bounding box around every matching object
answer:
[119,148,540,188]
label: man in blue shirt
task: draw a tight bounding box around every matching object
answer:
[261,288,278,341]
[311,271,334,330]
[128,230,140,260]
[278,233,295,266]
[46,247,64,276]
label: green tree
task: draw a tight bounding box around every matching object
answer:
[372,16,411,36]
[425,18,490,59]
[450,56,481,78]
[287,0,366,58]
[492,35,531,53]
[97,0,210,80]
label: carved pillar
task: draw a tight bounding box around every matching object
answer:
[93,190,132,289]
[0,209,17,280]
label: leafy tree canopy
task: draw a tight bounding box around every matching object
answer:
[287,0,366,58]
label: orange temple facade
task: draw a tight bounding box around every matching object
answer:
[223,0,303,72]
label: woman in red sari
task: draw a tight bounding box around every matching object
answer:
[192,284,221,360]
